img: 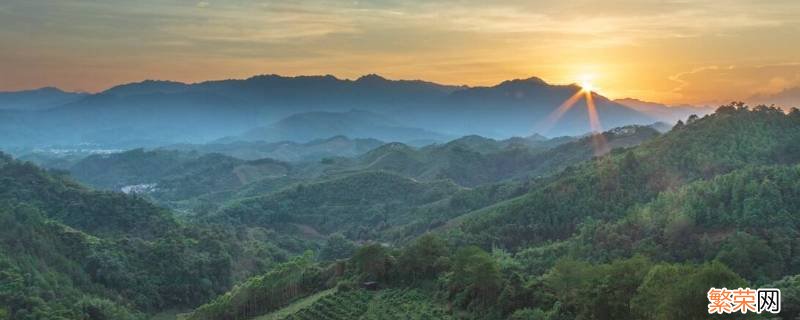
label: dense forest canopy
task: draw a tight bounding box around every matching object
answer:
[2,104,800,320]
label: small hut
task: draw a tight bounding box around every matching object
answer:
[361,281,379,291]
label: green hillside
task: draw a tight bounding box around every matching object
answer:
[210,171,462,240]
[276,288,452,320]
[458,105,800,250]
[0,153,176,238]
[68,148,198,190]
[68,149,293,209]
[0,153,310,319]
[189,105,800,320]
[353,125,657,187]
[5,104,800,320]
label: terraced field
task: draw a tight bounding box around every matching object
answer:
[360,288,454,320]
[278,288,453,320]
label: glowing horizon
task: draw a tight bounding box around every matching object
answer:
[2,0,800,106]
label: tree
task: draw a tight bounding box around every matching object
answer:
[544,257,652,320]
[319,234,356,261]
[397,234,449,282]
[766,274,800,320]
[449,246,503,309]
[632,261,746,320]
[715,232,782,282]
[350,244,392,282]
[789,107,800,118]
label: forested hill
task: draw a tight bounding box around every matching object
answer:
[57,127,657,218]
[457,105,800,249]
[349,125,657,187]
[166,136,385,162]
[189,105,800,320]
[208,171,462,240]
[0,152,175,238]
[0,153,314,319]
[70,149,292,202]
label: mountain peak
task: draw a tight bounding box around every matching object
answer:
[356,74,389,83]
[0,86,88,111]
[496,76,549,87]
[246,74,341,82]
[36,86,67,93]
[0,86,69,94]
[103,80,188,97]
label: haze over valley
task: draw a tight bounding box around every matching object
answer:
[1,74,710,153]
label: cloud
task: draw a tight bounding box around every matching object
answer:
[669,66,726,93]
[1,0,800,96]
[668,63,800,104]
[748,87,800,109]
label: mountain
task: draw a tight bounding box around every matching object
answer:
[457,105,800,250]
[208,171,462,240]
[647,121,673,132]
[167,135,385,162]
[237,110,450,144]
[614,97,713,123]
[7,104,800,320]
[68,149,294,207]
[0,88,90,148]
[68,148,200,190]
[61,123,658,217]
[0,87,87,110]
[350,125,657,187]
[0,152,176,239]
[0,152,310,318]
[46,89,260,145]
[435,77,658,137]
[102,80,190,97]
[190,104,800,320]
[0,74,689,149]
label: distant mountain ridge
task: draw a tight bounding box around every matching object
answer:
[237,110,451,144]
[1,74,693,148]
[350,124,659,186]
[614,98,714,122]
[168,135,386,162]
[0,87,87,110]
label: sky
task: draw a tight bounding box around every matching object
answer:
[1,0,799,105]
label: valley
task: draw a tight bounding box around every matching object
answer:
[2,102,800,319]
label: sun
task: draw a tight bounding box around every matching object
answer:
[580,80,594,92]
[578,74,595,92]
[538,72,608,155]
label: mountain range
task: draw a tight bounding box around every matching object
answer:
[0,87,87,110]
[235,110,450,144]
[614,98,714,122]
[0,74,708,150]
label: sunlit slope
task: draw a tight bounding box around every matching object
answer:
[456,106,800,249]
